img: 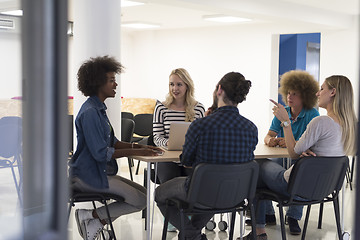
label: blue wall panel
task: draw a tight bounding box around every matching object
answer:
[277,33,320,104]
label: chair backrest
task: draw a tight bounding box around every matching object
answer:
[0,116,22,159]
[121,111,134,120]
[288,156,349,201]
[186,161,259,210]
[121,118,135,143]
[133,113,153,136]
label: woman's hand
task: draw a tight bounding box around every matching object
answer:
[267,137,278,147]
[142,145,163,151]
[300,149,317,157]
[277,137,287,148]
[136,144,165,155]
[270,99,290,123]
[132,148,160,156]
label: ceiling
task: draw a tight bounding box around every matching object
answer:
[0,0,358,32]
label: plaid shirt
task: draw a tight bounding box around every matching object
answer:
[181,106,258,167]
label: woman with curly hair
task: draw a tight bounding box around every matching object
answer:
[69,56,163,240]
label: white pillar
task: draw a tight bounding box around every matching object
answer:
[71,0,122,136]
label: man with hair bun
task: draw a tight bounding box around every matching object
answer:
[155,72,258,240]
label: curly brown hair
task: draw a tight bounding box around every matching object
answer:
[279,70,319,109]
[77,56,124,96]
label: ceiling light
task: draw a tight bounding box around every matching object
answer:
[122,22,160,29]
[68,21,74,36]
[1,10,23,16]
[203,15,251,23]
[121,0,145,7]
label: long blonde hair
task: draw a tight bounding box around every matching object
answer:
[325,75,357,155]
[164,68,197,122]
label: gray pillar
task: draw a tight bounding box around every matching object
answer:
[356,11,360,239]
[22,0,69,239]
[71,0,122,137]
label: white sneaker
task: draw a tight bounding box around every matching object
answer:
[81,218,103,240]
[75,209,94,238]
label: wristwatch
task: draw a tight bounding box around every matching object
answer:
[281,120,290,128]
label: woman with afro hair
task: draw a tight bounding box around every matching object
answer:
[69,56,163,240]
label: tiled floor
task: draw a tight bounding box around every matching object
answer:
[69,159,356,240]
[0,158,356,240]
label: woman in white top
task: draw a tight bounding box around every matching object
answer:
[243,75,357,240]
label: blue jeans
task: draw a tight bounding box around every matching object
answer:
[264,158,301,217]
[255,160,303,228]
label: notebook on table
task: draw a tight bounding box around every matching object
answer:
[166,122,192,151]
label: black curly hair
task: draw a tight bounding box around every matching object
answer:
[77,56,124,96]
[217,72,252,104]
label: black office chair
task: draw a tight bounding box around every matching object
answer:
[0,116,23,207]
[121,111,134,120]
[131,113,153,175]
[345,156,355,190]
[121,118,135,180]
[68,185,125,240]
[161,161,259,240]
[256,156,349,240]
[132,113,153,143]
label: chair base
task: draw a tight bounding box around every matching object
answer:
[68,191,124,240]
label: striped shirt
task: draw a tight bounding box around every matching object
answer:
[153,100,205,147]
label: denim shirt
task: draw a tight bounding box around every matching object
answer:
[69,96,118,189]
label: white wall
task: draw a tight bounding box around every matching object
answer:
[1,17,358,140]
[121,24,276,138]
[319,16,359,115]
[0,31,21,99]
[121,21,359,139]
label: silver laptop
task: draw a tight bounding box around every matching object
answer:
[166,122,192,151]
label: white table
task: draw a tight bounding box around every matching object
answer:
[131,144,289,240]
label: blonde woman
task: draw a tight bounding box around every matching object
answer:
[153,68,205,148]
[244,75,357,240]
[153,68,205,232]
[153,68,205,182]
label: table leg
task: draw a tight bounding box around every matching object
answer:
[341,181,345,232]
[146,161,151,240]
